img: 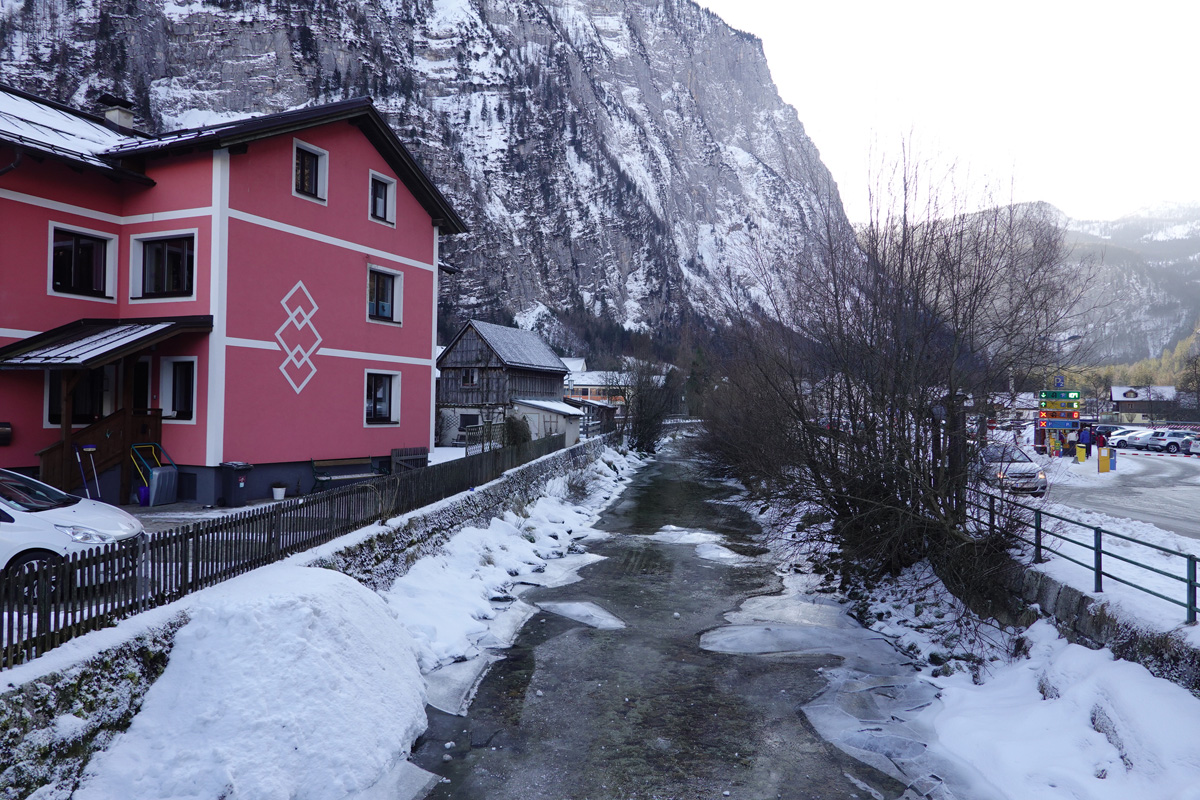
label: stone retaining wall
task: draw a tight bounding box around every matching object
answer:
[999,562,1200,697]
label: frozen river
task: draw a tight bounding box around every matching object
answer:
[410,445,948,799]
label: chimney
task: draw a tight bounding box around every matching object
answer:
[98,93,136,130]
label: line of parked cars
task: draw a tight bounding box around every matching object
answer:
[1103,427,1200,454]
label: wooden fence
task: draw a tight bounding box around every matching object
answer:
[1,434,569,670]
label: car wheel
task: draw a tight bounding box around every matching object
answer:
[3,550,63,605]
[1168,443,1180,453]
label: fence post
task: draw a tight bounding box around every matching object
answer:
[1188,555,1197,625]
[1033,509,1043,563]
[988,495,995,536]
[1093,527,1104,593]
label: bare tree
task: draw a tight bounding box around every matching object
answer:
[701,154,1095,585]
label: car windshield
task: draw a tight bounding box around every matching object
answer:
[0,470,80,512]
[981,445,1032,463]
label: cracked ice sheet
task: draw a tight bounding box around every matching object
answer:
[703,575,978,799]
[537,601,626,629]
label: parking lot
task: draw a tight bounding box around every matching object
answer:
[1046,447,1200,540]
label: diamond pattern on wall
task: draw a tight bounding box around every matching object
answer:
[275,282,322,393]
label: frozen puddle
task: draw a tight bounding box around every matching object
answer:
[536,601,626,629]
[704,575,977,800]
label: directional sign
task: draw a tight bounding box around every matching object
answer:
[1039,400,1080,410]
[1038,419,1080,429]
[1036,410,1084,422]
[1039,390,1081,400]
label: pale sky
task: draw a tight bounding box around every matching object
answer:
[696,0,1200,222]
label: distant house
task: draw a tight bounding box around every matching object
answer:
[1111,386,1178,423]
[564,370,629,405]
[435,320,581,446]
[0,85,465,504]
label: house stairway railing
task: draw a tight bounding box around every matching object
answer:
[36,408,163,496]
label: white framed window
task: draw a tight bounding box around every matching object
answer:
[47,222,118,302]
[130,229,198,302]
[366,265,403,325]
[160,357,198,424]
[368,170,397,225]
[292,138,329,204]
[365,370,401,426]
[43,366,116,428]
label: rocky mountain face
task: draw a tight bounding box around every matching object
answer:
[1064,204,1200,364]
[0,0,841,352]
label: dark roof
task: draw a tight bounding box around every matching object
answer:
[104,97,467,234]
[0,82,154,183]
[438,320,568,374]
[0,86,466,233]
[0,316,213,370]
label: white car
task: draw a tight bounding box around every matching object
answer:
[1126,429,1165,450]
[1108,428,1141,448]
[0,468,145,576]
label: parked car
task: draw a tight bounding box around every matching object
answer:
[1126,429,1165,450]
[0,468,145,577]
[1094,424,1124,438]
[1144,430,1195,453]
[1108,428,1141,448]
[976,444,1048,497]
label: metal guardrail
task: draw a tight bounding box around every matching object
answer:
[0,433,596,670]
[966,493,1199,625]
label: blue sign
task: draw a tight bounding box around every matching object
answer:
[1038,419,1079,429]
[1054,375,1065,388]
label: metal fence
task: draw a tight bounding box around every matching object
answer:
[966,493,1200,624]
[1,434,569,670]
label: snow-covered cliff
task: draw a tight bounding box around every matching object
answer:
[0,0,842,348]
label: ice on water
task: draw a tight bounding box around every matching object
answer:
[536,601,627,629]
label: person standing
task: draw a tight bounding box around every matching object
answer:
[1066,428,1079,458]
[1080,426,1093,459]
[1096,431,1107,450]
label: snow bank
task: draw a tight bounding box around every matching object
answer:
[74,566,426,800]
[927,620,1200,800]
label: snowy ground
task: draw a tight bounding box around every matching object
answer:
[11,437,1200,799]
[6,447,645,800]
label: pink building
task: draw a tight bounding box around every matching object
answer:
[0,85,465,505]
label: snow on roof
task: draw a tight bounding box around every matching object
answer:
[0,85,142,169]
[561,357,587,373]
[512,398,583,417]
[1112,386,1177,402]
[469,320,567,373]
[2,322,173,366]
[567,370,630,387]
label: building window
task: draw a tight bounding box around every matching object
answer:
[293,139,328,202]
[367,266,403,324]
[139,236,194,298]
[47,367,112,425]
[52,229,110,298]
[368,172,396,224]
[462,368,478,387]
[160,357,197,422]
[365,371,400,425]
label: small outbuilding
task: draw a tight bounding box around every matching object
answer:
[435,320,579,446]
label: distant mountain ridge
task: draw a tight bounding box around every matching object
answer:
[0,0,844,353]
[1061,204,1200,363]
